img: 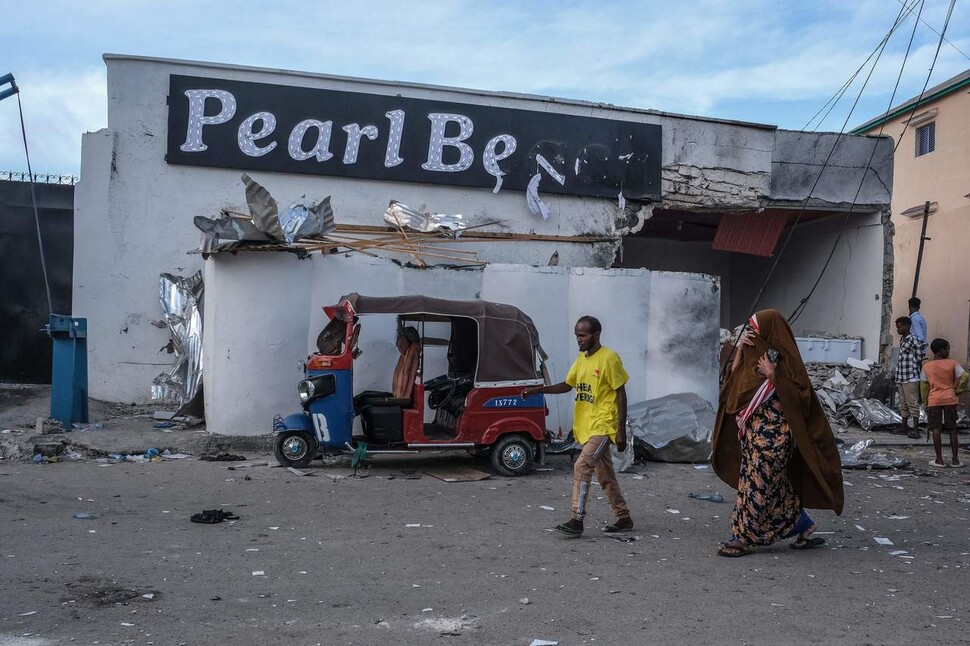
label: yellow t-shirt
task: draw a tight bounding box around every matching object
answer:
[565,346,629,444]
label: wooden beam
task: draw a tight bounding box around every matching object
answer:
[332,223,615,243]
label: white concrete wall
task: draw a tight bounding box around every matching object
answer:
[728,210,886,360]
[202,254,719,435]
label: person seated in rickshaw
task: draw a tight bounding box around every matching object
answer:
[354,326,421,408]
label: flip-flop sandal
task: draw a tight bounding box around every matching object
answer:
[603,519,634,533]
[790,536,826,550]
[554,522,583,537]
[717,543,751,557]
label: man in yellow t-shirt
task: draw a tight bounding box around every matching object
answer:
[522,316,632,537]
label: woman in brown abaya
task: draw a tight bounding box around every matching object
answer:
[712,309,844,557]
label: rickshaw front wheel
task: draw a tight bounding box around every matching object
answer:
[490,434,535,477]
[274,431,319,469]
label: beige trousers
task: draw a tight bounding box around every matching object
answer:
[571,435,630,521]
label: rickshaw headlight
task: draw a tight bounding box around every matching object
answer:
[298,379,315,403]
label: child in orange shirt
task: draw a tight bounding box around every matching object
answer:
[920,338,969,468]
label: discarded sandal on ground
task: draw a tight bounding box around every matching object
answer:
[717,542,751,557]
[603,517,634,533]
[190,509,240,524]
[790,536,825,550]
[554,520,584,537]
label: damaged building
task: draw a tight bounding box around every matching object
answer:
[73,55,893,435]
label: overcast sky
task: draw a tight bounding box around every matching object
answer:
[1,0,968,175]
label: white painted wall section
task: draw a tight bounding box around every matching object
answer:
[202,254,719,435]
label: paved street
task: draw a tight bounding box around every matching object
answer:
[2,444,969,645]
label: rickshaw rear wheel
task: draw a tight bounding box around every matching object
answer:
[490,434,535,477]
[274,431,318,468]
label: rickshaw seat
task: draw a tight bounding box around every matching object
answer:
[354,328,421,411]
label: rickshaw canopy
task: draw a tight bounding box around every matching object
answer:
[337,293,545,385]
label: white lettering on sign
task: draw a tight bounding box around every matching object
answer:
[422,113,474,172]
[288,119,334,162]
[180,89,237,153]
[342,123,379,164]
[238,111,278,157]
[483,134,517,193]
[384,109,406,168]
[172,84,659,203]
[311,413,331,442]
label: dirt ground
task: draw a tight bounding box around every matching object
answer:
[2,441,969,646]
[2,384,970,645]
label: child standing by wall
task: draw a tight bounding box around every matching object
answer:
[920,338,969,468]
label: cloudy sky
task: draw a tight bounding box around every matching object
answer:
[1,0,967,175]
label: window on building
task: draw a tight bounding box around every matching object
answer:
[915,122,935,157]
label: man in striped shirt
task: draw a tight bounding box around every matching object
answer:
[893,316,923,439]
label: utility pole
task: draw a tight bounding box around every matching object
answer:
[912,200,931,298]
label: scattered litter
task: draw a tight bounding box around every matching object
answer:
[693,464,709,470]
[606,535,640,543]
[539,506,555,511]
[886,515,910,520]
[287,467,314,476]
[519,597,531,605]
[846,358,873,371]
[424,465,490,482]
[201,453,247,462]
[384,200,465,234]
[73,512,97,520]
[406,524,422,528]
[269,526,280,530]
[889,550,909,556]
[153,422,176,430]
[529,640,559,646]
[252,571,265,576]
[855,525,866,531]
[17,611,37,617]
[839,399,901,431]
[71,423,103,431]
[422,608,433,613]
[666,509,681,514]
[627,393,714,462]
[141,593,155,600]
[840,439,909,470]
[688,492,725,503]
[121,622,135,627]
[874,537,894,546]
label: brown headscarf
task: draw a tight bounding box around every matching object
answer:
[712,309,844,514]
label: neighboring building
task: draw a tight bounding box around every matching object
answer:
[0,178,74,384]
[854,68,970,363]
[76,55,893,434]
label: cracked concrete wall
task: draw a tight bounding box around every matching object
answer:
[659,118,773,210]
[770,130,893,207]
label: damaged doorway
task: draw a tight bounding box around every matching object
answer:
[614,206,890,361]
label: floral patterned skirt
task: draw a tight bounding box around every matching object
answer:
[730,396,801,545]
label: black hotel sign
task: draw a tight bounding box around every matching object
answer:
[166,74,662,201]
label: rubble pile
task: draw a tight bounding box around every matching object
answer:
[808,360,901,432]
